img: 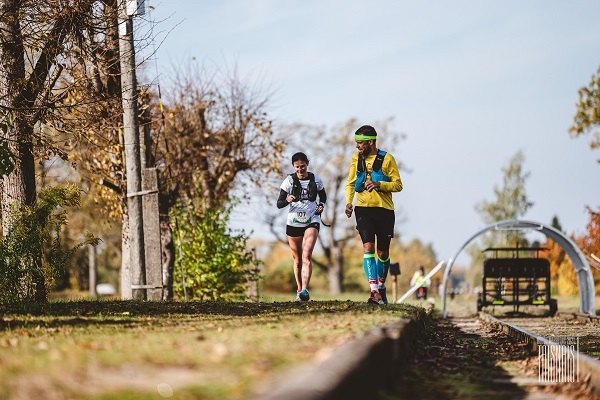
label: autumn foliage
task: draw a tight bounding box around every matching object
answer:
[545,207,600,294]
[576,207,600,292]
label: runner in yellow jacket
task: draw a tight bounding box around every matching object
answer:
[345,125,403,305]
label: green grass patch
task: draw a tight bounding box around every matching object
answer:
[0,297,423,399]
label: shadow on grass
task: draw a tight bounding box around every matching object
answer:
[0,316,144,330]
[0,300,425,331]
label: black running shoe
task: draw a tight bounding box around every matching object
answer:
[379,287,388,305]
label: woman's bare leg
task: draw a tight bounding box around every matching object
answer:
[287,235,303,292]
[300,227,319,291]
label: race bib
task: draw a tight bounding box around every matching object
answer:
[291,211,310,225]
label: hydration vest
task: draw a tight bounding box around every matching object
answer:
[354,150,390,192]
[290,172,318,202]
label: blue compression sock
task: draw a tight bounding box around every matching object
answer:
[377,256,390,286]
[363,252,378,289]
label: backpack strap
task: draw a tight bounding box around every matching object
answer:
[289,173,301,199]
[357,155,367,172]
[289,172,317,201]
[372,150,387,172]
[307,173,317,201]
[355,150,388,193]
[357,150,386,172]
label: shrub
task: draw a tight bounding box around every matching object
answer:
[172,200,260,301]
[0,184,98,305]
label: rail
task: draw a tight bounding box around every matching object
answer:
[480,312,600,394]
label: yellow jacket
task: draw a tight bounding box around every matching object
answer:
[411,272,431,288]
[345,151,403,210]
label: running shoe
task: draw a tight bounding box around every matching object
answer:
[367,290,384,305]
[299,289,310,301]
[295,292,302,302]
[379,287,388,305]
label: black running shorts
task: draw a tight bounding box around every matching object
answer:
[354,206,395,251]
[286,222,320,237]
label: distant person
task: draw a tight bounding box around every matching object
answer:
[345,125,403,305]
[277,152,327,302]
[410,266,431,300]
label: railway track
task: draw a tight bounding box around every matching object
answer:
[487,311,600,357]
[556,310,600,324]
[479,311,600,398]
[386,310,600,399]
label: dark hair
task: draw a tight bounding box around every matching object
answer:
[355,125,378,137]
[291,152,309,165]
[418,266,425,272]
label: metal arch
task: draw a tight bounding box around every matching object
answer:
[441,219,596,318]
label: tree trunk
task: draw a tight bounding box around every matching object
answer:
[0,0,44,300]
[0,0,36,230]
[328,245,344,294]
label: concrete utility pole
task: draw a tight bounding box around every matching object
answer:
[89,244,97,297]
[119,0,145,300]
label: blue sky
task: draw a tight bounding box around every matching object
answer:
[143,1,600,264]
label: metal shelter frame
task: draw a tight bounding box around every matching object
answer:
[441,219,596,318]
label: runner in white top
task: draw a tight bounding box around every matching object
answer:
[277,152,327,302]
[280,174,325,227]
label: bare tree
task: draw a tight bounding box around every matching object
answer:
[39,1,133,299]
[39,2,161,299]
[153,60,286,298]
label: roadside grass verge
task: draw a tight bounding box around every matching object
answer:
[0,297,425,399]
